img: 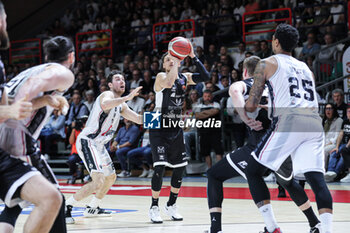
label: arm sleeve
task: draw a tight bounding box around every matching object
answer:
[191,57,210,83]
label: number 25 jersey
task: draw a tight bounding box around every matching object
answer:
[266,54,319,118]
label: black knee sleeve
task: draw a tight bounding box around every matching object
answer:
[49,192,67,233]
[207,169,223,208]
[246,156,270,204]
[171,167,185,188]
[305,172,333,210]
[276,175,308,206]
[151,166,165,191]
[0,205,21,226]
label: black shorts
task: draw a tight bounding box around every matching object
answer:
[199,130,224,157]
[149,129,187,168]
[0,149,40,208]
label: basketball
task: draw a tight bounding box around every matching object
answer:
[168,36,191,60]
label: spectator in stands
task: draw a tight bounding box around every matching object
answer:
[189,89,200,106]
[232,42,246,69]
[219,46,234,68]
[329,0,346,38]
[216,8,235,40]
[313,4,331,35]
[196,46,206,63]
[83,90,95,112]
[111,119,140,178]
[130,69,143,89]
[104,58,115,76]
[86,77,99,97]
[315,33,337,63]
[206,44,219,67]
[325,106,350,182]
[206,82,221,102]
[233,0,245,21]
[218,76,229,90]
[66,92,90,135]
[150,60,160,77]
[194,90,223,168]
[52,19,65,36]
[299,32,321,60]
[140,70,154,98]
[230,68,241,82]
[323,103,343,169]
[180,1,192,20]
[39,110,66,157]
[82,19,95,32]
[66,116,88,184]
[332,89,347,119]
[252,41,261,55]
[143,91,155,112]
[127,143,153,178]
[244,0,260,21]
[127,87,146,114]
[256,40,272,59]
[99,84,109,93]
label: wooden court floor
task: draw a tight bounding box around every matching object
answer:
[10,176,350,233]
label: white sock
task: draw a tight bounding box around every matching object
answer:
[66,196,78,206]
[320,213,333,233]
[89,196,102,208]
[259,204,279,232]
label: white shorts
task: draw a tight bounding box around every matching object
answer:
[251,114,325,179]
[76,135,115,177]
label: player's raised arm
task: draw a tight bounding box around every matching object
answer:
[100,86,142,112]
[121,102,143,125]
[185,41,210,85]
[154,53,181,91]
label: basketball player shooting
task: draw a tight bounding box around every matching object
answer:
[65,71,143,223]
[149,37,210,223]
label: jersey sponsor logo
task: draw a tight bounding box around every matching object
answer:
[157,146,165,154]
[143,111,161,129]
[237,160,248,169]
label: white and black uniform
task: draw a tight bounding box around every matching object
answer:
[0,85,40,208]
[149,73,187,168]
[251,54,324,179]
[0,63,66,186]
[76,93,121,176]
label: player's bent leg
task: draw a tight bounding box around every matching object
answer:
[164,166,185,221]
[20,175,62,233]
[304,172,333,233]
[150,165,165,224]
[49,193,67,233]
[0,205,22,233]
[74,172,105,201]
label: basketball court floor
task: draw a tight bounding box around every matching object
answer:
[8,176,350,232]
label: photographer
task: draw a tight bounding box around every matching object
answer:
[66,115,88,184]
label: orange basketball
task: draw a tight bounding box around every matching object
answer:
[168,37,191,60]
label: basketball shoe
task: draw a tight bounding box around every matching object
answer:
[149,206,163,223]
[83,206,113,217]
[260,227,282,233]
[310,223,321,233]
[164,204,183,221]
[65,205,75,224]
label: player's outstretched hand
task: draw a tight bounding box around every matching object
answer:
[126,86,143,101]
[187,39,195,58]
[10,95,33,120]
[245,118,263,131]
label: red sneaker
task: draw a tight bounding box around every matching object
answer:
[260,227,282,233]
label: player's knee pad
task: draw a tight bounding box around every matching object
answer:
[305,172,333,210]
[171,166,185,188]
[0,205,22,227]
[151,165,165,191]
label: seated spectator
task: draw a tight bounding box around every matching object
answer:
[205,82,221,102]
[325,106,350,182]
[130,69,142,89]
[66,116,88,184]
[339,140,350,182]
[299,32,321,60]
[39,110,66,157]
[232,42,246,69]
[332,89,347,119]
[206,44,219,68]
[127,88,146,114]
[194,90,223,168]
[218,76,229,90]
[139,70,154,99]
[143,91,155,112]
[189,89,200,106]
[323,103,343,169]
[256,40,272,59]
[110,119,140,178]
[84,90,95,111]
[315,33,337,63]
[127,131,153,178]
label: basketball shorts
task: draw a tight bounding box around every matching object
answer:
[0,149,40,208]
[252,114,325,179]
[149,129,187,168]
[76,135,115,176]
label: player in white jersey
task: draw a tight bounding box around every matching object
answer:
[244,24,333,233]
[65,70,143,223]
[0,35,75,233]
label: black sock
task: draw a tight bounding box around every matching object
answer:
[151,198,159,207]
[167,192,178,206]
[303,207,319,227]
[210,212,222,233]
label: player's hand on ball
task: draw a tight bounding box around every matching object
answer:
[10,96,33,120]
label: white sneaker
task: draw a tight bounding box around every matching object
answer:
[164,204,183,221]
[149,206,163,223]
[117,170,131,178]
[147,169,154,178]
[264,173,276,182]
[83,206,113,217]
[324,171,337,182]
[139,169,149,178]
[340,173,350,183]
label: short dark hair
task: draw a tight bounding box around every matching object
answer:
[243,55,261,76]
[44,36,74,63]
[274,24,299,52]
[160,51,168,70]
[107,70,123,84]
[203,89,212,95]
